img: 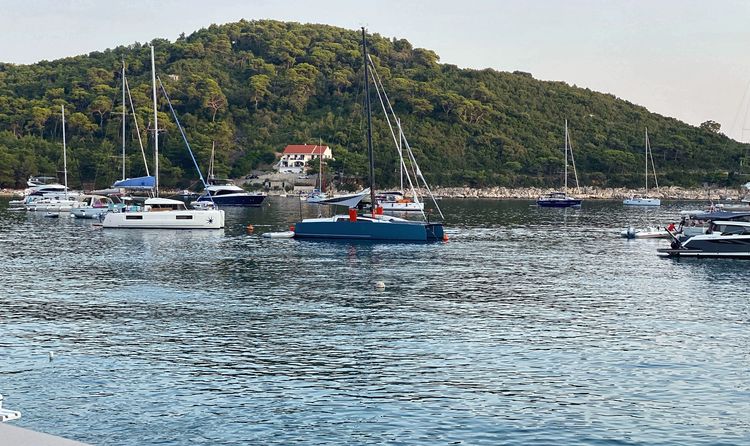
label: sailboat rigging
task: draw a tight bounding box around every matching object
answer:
[291,28,445,241]
[537,120,583,208]
[623,128,661,206]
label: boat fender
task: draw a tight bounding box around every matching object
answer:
[289,225,295,231]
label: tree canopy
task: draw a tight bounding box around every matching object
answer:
[0,19,746,189]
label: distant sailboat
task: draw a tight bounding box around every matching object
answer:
[24,105,78,212]
[292,28,445,242]
[624,128,661,206]
[537,120,582,208]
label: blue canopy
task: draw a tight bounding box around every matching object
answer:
[112,176,155,190]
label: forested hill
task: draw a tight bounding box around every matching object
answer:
[0,19,745,190]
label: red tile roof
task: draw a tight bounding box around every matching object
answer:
[282,144,329,155]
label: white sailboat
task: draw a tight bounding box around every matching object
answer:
[24,105,79,212]
[102,46,224,229]
[624,128,661,206]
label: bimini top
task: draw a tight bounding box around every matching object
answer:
[112,176,155,190]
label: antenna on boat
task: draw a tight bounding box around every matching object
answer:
[151,44,159,197]
[362,27,376,216]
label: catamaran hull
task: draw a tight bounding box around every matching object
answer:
[294,220,444,241]
[196,194,265,207]
[102,209,225,229]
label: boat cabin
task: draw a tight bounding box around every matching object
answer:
[143,197,188,211]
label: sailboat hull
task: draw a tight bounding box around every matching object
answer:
[623,197,661,206]
[294,216,444,241]
[536,198,582,208]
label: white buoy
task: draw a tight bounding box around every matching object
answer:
[374,281,385,290]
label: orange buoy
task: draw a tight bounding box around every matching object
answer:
[442,234,449,242]
[289,225,295,231]
[246,224,254,233]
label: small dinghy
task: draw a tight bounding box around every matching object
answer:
[620,226,670,239]
[261,231,295,239]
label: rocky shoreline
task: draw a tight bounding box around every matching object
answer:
[2,186,743,201]
[427,186,742,201]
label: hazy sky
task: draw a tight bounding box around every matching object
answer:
[2,0,750,140]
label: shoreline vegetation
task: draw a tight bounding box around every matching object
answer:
[2,185,744,201]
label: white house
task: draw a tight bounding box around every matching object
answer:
[276,144,334,174]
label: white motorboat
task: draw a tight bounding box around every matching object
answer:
[377,191,424,212]
[71,195,118,219]
[659,220,750,258]
[620,226,670,239]
[624,128,661,206]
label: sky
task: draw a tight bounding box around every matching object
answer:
[2,0,750,141]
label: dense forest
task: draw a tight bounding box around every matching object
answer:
[0,19,746,190]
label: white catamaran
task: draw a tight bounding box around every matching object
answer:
[102,46,224,229]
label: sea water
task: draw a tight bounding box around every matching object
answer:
[0,198,748,445]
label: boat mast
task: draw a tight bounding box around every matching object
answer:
[122,59,126,181]
[564,119,568,194]
[61,105,68,200]
[646,127,648,196]
[151,45,159,197]
[397,118,404,193]
[362,27,376,214]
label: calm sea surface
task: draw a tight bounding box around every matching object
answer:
[0,197,748,445]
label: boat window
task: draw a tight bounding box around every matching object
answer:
[126,215,143,220]
[176,215,193,220]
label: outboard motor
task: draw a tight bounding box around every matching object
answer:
[625,227,637,239]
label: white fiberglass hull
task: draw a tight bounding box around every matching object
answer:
[71,207,110,219]
[24,200,77,212]
[380,201,424,212]
[623,197,661,206]
[102,209,225,229]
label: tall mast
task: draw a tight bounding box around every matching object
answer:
[564,119,568,193]
[318,138,324,192]
[397,118,404,193]
[121,59,126,181]
[61,105,68,200]
[646,127,648,195]
[362,27,376,213]
[151,45,159,197]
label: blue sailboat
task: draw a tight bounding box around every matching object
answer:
[293,28,445,242]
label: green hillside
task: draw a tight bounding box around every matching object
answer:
[0,19,745,190]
